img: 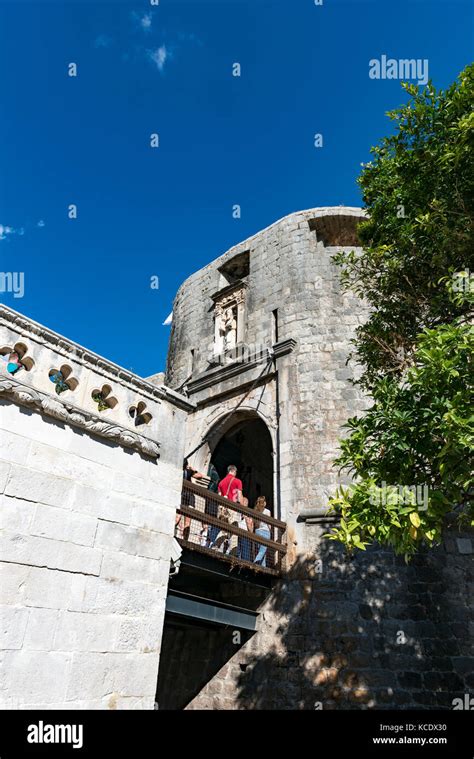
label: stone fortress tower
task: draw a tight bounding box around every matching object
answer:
[166,207,369,535]
[0,207,471,711]
[163,207,473,710]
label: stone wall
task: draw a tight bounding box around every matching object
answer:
[166,207,371,530]
[166,207,473,710]
[0,306,192,709]
[157,622,249,710]
[186,522,473,710]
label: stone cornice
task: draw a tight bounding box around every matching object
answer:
[0,305,195,412]
[0,374,161,459]
[186,338,296,395]
[272,338,297,358]
[210,280,248,304]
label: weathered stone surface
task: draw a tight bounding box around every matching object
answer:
[1,530,103,575]
[23,566,88,611]
[0,460,10,493]
[0,606,29,650]
[0,305,190,709]
[23,608,60,651]
[94,521,169,561]
[78,577,166,616]
[180,527,473,710]
[0,494,36,532]
[2,207,473,712]
[1,651,71,703]
[100,552,169,586]
[66,652,159,701]
[163,208,473,711]
[5,464,75,508]
[30,503,97,547]
[53,611,121,653]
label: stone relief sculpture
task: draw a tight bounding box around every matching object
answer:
[213,286,246,356]
[219,306,238,351]
[0,375,160,459]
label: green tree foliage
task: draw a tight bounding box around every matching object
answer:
[327,65,474,557]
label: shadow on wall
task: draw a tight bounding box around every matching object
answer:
[187,525,473,710]
[157,617,253,710]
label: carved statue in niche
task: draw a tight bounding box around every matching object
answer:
[212,285,245,358]
[219,305,237,351]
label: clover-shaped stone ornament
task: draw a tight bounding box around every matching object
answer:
[91,384,118,412]
[49,364,78,395]
[129,401,152,427]
[1,343,34,375]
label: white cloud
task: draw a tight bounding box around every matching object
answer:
[141,13,152,30]
[0,223,28,240]
[131,11,153,32]
[162,312,173,326]
[148,45,168,72]
[0,224,15,241]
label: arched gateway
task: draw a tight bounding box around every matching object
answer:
[202,411,275,514]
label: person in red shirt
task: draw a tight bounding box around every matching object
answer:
[210,465,244,553]
[207,464,242,548]
[218,464,243,504]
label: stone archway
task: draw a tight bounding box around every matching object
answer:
[209,413,274,513]
[158,410,277,710]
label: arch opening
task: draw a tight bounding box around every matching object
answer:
[157,412,278,710]
[209,414,274,513]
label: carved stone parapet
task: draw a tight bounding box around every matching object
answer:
[0,375,161,459]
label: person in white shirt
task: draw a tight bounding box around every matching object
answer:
[253,496,272,567]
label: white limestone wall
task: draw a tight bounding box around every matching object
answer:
[0,307,191,709]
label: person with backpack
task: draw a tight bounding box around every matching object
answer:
[209,464,243,552]
[217,464,243,504]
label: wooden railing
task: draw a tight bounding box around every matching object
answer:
[175,480,287,576]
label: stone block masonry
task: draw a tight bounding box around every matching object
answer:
[185,522,473,710]
[166,207,473,710]
[0,306,193,709]
[2,204,472,711]
[166,207,372,526]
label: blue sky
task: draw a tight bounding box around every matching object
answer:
[0,0,472,377]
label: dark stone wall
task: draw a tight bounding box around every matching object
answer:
[184,522,473,710]
[157,618,252,710]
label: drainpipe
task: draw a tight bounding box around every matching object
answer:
[271,346,282,522]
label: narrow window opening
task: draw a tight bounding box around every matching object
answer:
[272,309,279,344]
